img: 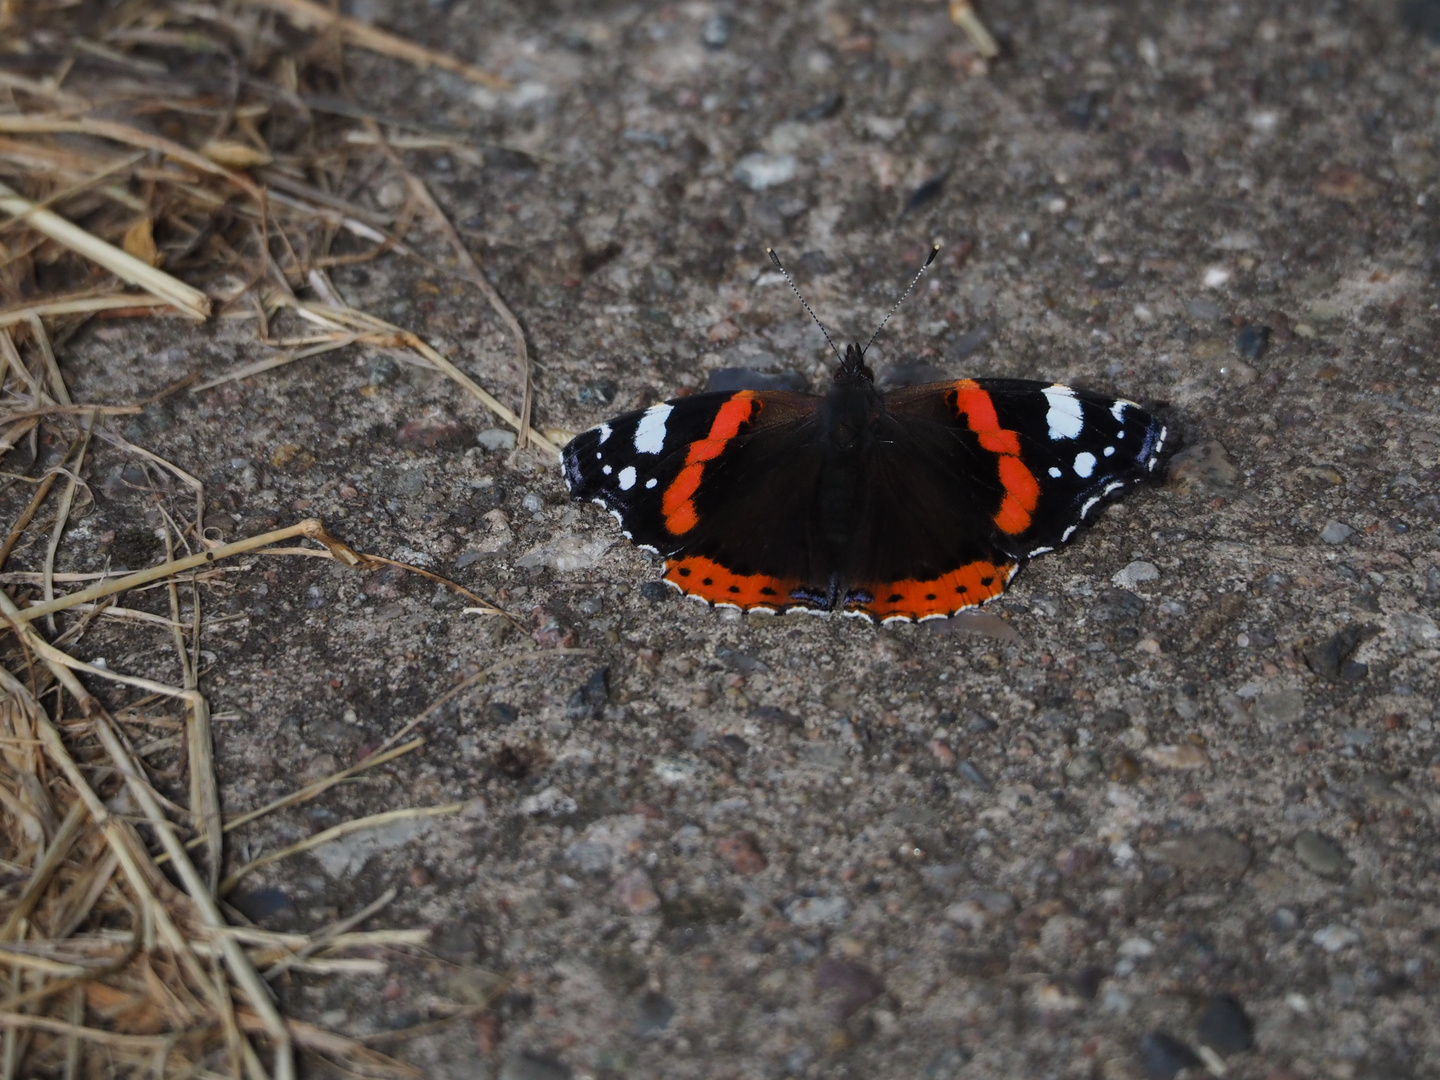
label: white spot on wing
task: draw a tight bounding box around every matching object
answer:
[1028,546,1054,557]
[602,465,612,475]
[1073,452,1097,478]
[1110,400,1131,423]
[1103,481,1125,495]
[1042,385,1084,440]
[617,465,637,490]
[1080,495,1101,517]
[1048,466,1063,479]
[597,423,612,444]
[633,403,672,454]
[1062,525,1077,541]
[645,478,658,489]
[1104,446,1115,456]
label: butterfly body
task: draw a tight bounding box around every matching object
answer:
[562,343,1168,624]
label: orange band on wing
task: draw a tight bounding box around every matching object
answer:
[948,380,1040,535]
[664,554,799,609]
[661,392,761,536]
[846,560,1015,622]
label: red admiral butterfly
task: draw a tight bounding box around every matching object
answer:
[562,247,1168,624]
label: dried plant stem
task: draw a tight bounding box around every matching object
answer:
[219,804,464,896]
[949,0,1000,57]
[91,719,292,1080]
[0,294,177,328]
[13,518,364,624]
[0,180,210,320]
[240,0,510,89]
[280,298,560,457]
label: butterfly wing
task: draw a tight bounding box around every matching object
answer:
[834,378,1168,623]
[562,390,834,611]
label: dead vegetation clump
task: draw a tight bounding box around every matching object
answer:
[0,2,534,1075]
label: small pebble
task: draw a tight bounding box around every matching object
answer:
[715,831,768,875]
[815,958,884,1019]
[1312,924,1359,952]
[787,895,851,928]
[1271,907,1301,935]
[565,667,610,722]
[1143,744,1211,770]
[1184,296,1223,321]
[634,990,675,1035]
[1320,519,1355,544]
[734,153,797,191]
[1197,993,1254,1054]
[1168,440,1237,495]
[1065,751,1104,783]
[700,13,731,47]
[1147,828,1253,880]
[477,428,518,452]
[612,868,661,915]
[1112,560,1160,590]
[1303,623,1378,683]
[1140,1031,1202,1078]
[1253,690,1305,728]
[1294,831,1352,878]
[1236,324,1270,360]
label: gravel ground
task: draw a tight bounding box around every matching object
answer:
[28,1,1440,1078]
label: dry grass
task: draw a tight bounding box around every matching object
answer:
[0,2,538,1076]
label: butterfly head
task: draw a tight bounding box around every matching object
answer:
[835,342,875,386]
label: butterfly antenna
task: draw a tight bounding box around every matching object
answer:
[861,242,941,356]
[767,248,843,363]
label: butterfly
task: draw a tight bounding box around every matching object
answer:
[561,247,1169,624]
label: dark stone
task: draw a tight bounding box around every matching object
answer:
[1304,624,1380,682]
[796,250,835,276]
[1061,91,1098,129]
[565,667,610,721]
[965,711,998,734]
[956,760,992,791]
[703,367,809,393]
[797,92,844,122]
[904,171,948,214]
[634,990,676,1034]
[1236,324,1270,361]
[638,580,671,601]
[430,918,486,963]
[1073,966,1105,1000]
[1147,146,1192,173]
[815,958,885,1019]
[365,356,400,385]
[230,886,297,927]
[751,705,804,730]
[1090,588,1146,623]
[483,701,519,726]
[1197,993,1254,1054]
[576,379,617,406]
[717,648,768,674]
[1139,1031,1203,1078]
[950,326,991,359]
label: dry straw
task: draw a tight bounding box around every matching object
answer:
[0,2,559,1076]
